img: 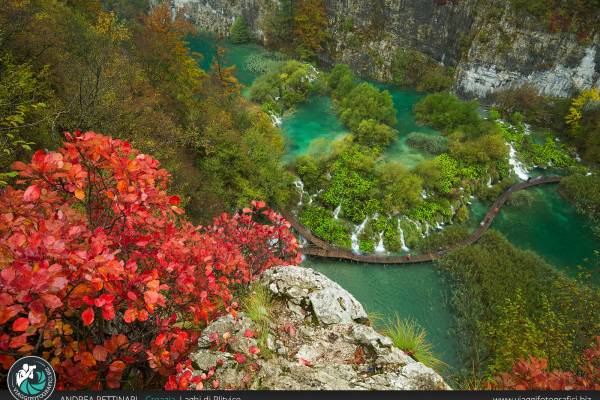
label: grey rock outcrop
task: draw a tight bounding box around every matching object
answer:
[174,0,599,98]
[187,266,449,390]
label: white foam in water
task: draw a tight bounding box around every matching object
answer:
[333,204,341,219]
[508,143,529,180]
[375,232,386,253]
[398,219,410,252]
[293,179,304,206]
[351,217,369,254]
[268,112,282,127]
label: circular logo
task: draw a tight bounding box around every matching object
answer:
[7,356,56,400]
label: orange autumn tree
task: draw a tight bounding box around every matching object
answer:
[0,132,300,389]
[293,0,328,60]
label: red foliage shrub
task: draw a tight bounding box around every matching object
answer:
[492,336,600,390]
[0,131,300,389]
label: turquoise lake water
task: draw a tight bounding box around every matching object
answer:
[187,34,600,374]
[280,96,348,161]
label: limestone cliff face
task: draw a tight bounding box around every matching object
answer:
[188,266,450,390]
[176,0,599,98]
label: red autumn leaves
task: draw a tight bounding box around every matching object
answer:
[0,131,300,389]
[492,337,600,390]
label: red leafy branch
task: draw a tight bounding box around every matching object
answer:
[0,131,300,389]
[491,336,600,390]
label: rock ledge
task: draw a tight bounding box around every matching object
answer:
[188,266,450,390]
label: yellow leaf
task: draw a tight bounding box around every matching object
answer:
[74,189,85,200]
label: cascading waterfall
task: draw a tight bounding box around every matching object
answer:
[508,143,529,180]
[298,236,308,247]
[351,217,369,254]
[398,218,410,252]
[293,179,305,206]
[268,112,282,127]
[375,232,386,253]
[333,204,342,219]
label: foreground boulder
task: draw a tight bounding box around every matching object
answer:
[188,266,450,390]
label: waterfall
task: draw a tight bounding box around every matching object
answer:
[424,222,431,237]
[508,143,529,180]
[398,219,410,252]
[293,179,304,206]
[298,236,308,247]
[375,232,386,253]
[421,190,429,199]
[351,216,369,254]
[268,112,282,127]
[486,177,493,188]
[333,204,342,219]
[305,64,319,82]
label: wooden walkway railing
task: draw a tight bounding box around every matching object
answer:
[281,176,562,265]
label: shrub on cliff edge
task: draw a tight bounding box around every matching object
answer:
[0,132,300,389]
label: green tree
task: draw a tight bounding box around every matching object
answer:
[354,119,396,148]
[230,16,250,44]
[339,83,397,130]
[377,162,423,214]
[414,92,481,134]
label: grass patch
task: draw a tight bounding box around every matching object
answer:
[383,315,445,370]
[241,284,274,358]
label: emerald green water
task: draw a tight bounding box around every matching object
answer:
[282,83,440,168]
[281,96,348,161]
[187,33,270,87]
[304,258,459,373]
[470,186,599,282]
[188,33,600,376]
[377,84,441,169]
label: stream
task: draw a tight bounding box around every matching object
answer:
[187,34,600,374]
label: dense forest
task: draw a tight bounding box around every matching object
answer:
[0,0,293,223]
[0,0,599,391]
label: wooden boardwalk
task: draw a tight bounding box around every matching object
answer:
[282,176,562,265]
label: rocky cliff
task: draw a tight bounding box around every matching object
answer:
[188,266,449,390]
[175,0,599,99]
